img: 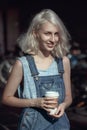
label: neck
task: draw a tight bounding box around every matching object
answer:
[33,50,54,70]
[37,50,52,58]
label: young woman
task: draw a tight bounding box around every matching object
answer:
[2,9,72,130]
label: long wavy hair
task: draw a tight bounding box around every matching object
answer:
[18,9,71,57]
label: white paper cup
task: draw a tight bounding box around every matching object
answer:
[45,91,59,115]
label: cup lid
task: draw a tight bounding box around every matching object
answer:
[45,91,59,97]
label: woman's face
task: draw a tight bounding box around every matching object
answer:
[35,21,60,54]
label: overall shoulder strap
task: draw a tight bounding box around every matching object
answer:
[55,57,64,75]
[25,55,39,80]
[26,55,40,97]
[18,56,37,98]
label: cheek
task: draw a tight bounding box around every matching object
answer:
[56,36,60,41]
[40,36,49,42]
[55,37,60,44]
[55,37,60,46]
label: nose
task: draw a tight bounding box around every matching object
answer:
[50,35,55,42]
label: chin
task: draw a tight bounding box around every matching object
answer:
[47,48,54,51]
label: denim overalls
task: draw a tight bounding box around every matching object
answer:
[18,55,70,130]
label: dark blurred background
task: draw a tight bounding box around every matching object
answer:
[0,0,87,130]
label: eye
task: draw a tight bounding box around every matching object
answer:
[44,32,51,35]
[55,32,59,36]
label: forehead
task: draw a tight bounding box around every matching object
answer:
[40,21,59,32]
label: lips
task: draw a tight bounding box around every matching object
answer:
[47,43,55,48]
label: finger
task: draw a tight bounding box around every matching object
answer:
[55,109,64,118]
[45,97,58,101]
[45,100,58,105]
[43,107,51,112]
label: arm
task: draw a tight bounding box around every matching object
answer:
[53,56,72,117]
[62,56,72,108]
[2,60,33,108]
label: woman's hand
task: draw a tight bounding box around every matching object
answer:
[50,102,66,118]
[33,97,58,112]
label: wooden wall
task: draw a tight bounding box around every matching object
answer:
[0,11,4,55]
[0,9,19,56]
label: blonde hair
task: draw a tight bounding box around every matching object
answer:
[18,9,71,57]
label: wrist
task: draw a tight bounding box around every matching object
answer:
[30,99,38,107]
[61,102,67,110]
[29,98,41,108]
